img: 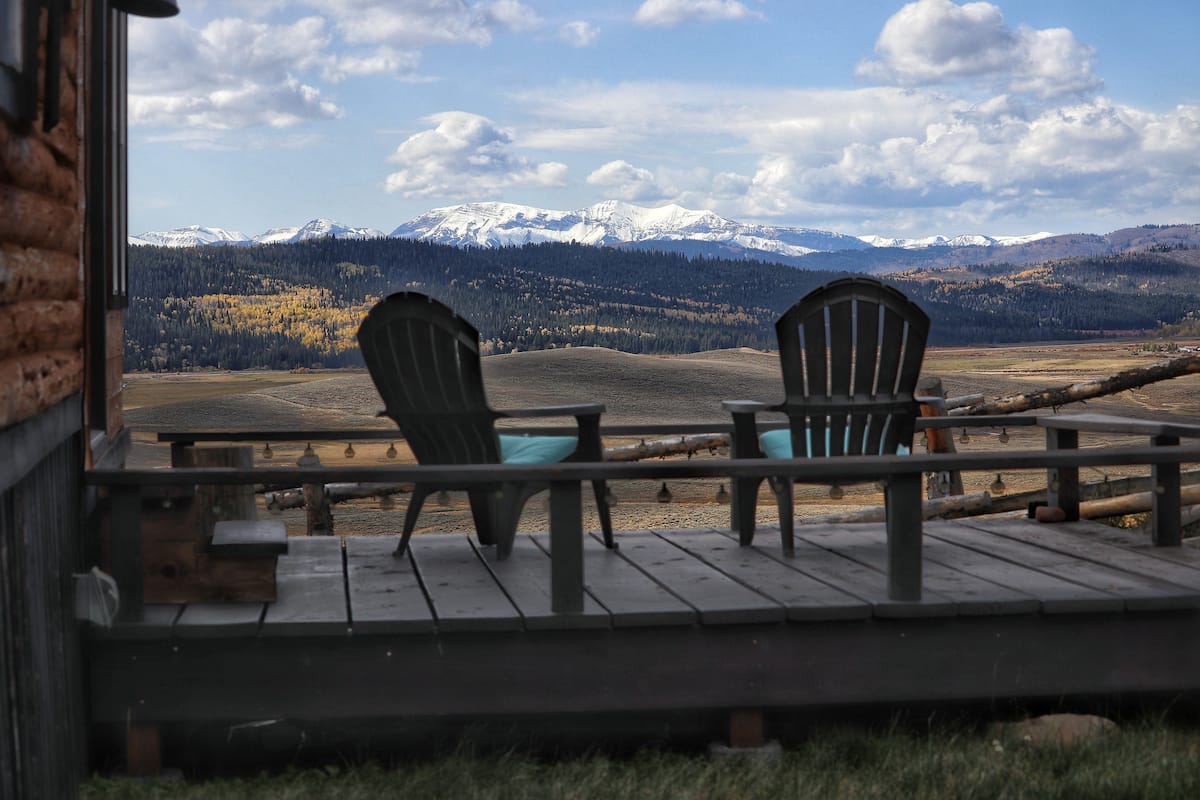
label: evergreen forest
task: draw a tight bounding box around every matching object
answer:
[125,238,1200,372]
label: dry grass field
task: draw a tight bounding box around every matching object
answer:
[122,340,1200,538]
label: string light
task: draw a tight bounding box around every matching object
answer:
[344,443,356,459]
[829,483,844,500]
[656,482,672,503]
[998,428,1010,444]
[990,474,1007,495]
[379,493,395,510]
[959,429,971,444]
[262,443,273,460]
[437,490,451,506]
[297,444,319,466]
[386,442,397,459]
[715,484,731,504]
[605,485,618,506]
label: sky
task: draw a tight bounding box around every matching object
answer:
[128,0,1200,239]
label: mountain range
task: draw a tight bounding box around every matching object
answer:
[129,201,1053,251]
[129,201,1198,271]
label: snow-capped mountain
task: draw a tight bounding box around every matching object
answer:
[857,231,1056,249]
[128,204,1058,260]
[128,218,384,248]
[390,200,872,257]
[128,225,250,248]
[253,218,386,245]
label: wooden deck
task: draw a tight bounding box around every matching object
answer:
[89,517,1200,731]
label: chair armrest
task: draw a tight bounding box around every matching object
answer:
[722,400,776,458]
[721,399,774,415]
[496,403,606,419]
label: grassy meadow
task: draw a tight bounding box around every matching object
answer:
[121,339,1200,536]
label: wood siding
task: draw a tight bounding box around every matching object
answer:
[0,3,86,431]
[1,413,85,799]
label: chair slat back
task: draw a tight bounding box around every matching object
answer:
[775,277,929,458]
[357,292,501,465]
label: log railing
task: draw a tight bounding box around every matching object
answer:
[88,412,1200,617]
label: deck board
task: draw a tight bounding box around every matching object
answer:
[923,522,1124,613]
[1078,525,1200,567]
[345,537,436,634]
[261,536,348,636]
[408,534,523,632]
[538,534,695,627]
[798,523,1040,616]
[774,525,956,618]
[477,535,611,630]
[661,529,871,621]
[974,517,1200,586]
[175,603,265,638]
[609,531,784,625]
[960,518,1200,611]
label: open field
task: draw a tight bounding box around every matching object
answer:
[122,340,1200,537]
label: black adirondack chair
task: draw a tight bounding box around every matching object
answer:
[723,277,930,555]
[357,292,615,560]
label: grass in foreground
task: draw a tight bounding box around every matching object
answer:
[82,718,1200,800]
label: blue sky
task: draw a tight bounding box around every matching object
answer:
[129,0,1200,239]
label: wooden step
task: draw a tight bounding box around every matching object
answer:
[210,520,289,558]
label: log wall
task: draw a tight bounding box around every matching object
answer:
[0,3,86,432]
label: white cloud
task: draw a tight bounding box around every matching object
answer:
[308,0,542,47]
[633,0,762,27]
[129,16,344,130]
[857,0,1100,99]
[518,77,1198,232]
[385,112,568,198]
[559,21,599,47]
[586,160,670,202]
[726,98,1200,230]
[129,2,546,133]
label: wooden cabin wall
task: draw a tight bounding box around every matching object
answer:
[0,4,86,432]
[1,4,90,798]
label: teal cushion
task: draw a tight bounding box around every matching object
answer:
[498,434,577,465]
[760,428,910,459]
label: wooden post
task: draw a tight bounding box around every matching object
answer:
[1152,434,1182,546]
[173,445,257,539]
[303,482,334,536]
[549,480,583,614]
[125,722,161,777]
[886,472,923,601]
[109,485,144,622]
[1046,428,1080,521]
[728,709,765,748]
[917,376,963,498]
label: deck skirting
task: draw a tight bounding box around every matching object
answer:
[90,609,1200,724]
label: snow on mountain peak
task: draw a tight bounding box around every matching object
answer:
[128,225,250,248]
[390,201,870,257]
[856,231,1056,249]
[129,219,385,248]
[128,205,1056,259]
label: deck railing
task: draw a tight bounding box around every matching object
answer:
[87,413,1200,616]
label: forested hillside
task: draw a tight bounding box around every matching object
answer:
[126,239,1200,372]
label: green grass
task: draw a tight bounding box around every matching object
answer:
[81,718,1200,800]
